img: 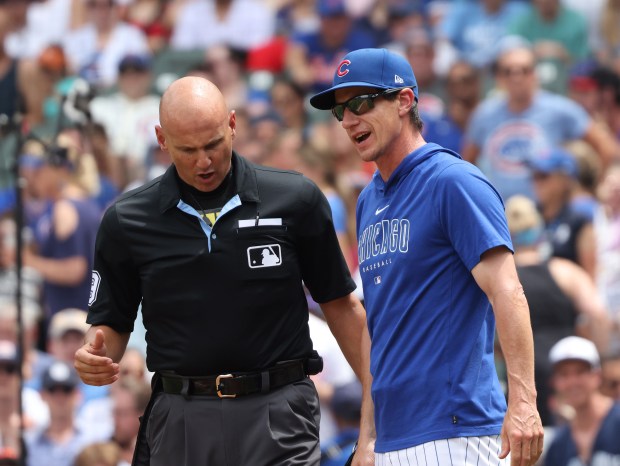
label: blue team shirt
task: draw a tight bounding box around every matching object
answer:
[356,143,512,452]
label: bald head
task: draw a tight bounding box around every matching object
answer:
[160,77,228,132]
[155,76,236,192]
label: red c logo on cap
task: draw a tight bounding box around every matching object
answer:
[337,59,351,77]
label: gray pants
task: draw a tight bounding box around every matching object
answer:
[145,378,321,466]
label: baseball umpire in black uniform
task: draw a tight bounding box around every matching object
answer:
[74,77,372,466]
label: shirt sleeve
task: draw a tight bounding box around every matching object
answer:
[86,204,142,333]
[296,177,356,303]
[464,102,489,148]
[434,161,513,271]
[556,95,591,139]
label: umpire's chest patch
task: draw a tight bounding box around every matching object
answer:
[246,244,282,268]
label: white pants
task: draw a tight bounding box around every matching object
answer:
[375,435,510,466]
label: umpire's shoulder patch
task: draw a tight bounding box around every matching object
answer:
[89,270,101,306]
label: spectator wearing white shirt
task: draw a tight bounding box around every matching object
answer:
[63,0,149,89]
[90,54,160,188]
[170,0,275,51]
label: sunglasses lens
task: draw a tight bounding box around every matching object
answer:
[332,105,345,121]
[349,97,369,115]
[0,364,17,374]
[332,96,374,121]
[48,385,73,394]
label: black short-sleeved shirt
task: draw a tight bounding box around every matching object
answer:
[87,152,355,375]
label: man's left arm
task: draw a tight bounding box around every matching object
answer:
[320,293,375,466]
[471,246,544,466]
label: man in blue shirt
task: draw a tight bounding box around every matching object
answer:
[463,41,616,201]
[310,48,544,465]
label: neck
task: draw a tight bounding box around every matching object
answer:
[541,196,565,222]
[572,393,613,430]
[507,95,533,113]
[47,416,75,437]
[376,131,426,182]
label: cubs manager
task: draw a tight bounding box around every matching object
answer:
[74,77,371,466]
[310,48,544,466]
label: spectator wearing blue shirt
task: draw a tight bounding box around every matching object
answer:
[26,360,103,466]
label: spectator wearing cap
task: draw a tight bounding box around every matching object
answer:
[62,0,150,89]
[528,146,597,277]
[26,360,104,466]
[320,380,361,466]
[544,336,620,465]
[48,308,91,363]
[89,53,159,189]
[47,309,109,405]
[505,194,610,426]
[285,0,376,95]
[170,0,275,51]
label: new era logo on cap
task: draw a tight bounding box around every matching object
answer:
[309,48,418,110]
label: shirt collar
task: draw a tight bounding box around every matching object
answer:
[158,151,259,213]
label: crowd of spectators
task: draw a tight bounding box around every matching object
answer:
[1,0,620,464]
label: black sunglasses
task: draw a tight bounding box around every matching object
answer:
[0,364,17,375]
[331,87,409,122]
[46,385,75,394]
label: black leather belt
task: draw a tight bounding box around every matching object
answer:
[159,360,308,398]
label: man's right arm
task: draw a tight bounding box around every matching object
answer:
[74,325,130,386]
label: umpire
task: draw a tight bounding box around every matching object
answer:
[74,77,370,466]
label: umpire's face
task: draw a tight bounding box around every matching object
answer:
[156,94,236,192]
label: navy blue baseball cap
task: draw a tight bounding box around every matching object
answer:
[309,48,418,110]
[526,147,578,178]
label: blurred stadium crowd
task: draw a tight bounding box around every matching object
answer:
[0,0,620,464]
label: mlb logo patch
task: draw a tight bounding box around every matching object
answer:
[374,276,381,285]
[247,244,282,268]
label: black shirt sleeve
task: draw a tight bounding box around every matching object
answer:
[296,177,356,303]
[87,204,142,332]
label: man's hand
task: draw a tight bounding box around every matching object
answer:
[352,439,375,466]
[499,400,544,466]
[74,329,120,386]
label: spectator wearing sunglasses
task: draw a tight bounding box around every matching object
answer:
[310,47,543,465]
[462,40,618,202]
[26,360,103,466]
